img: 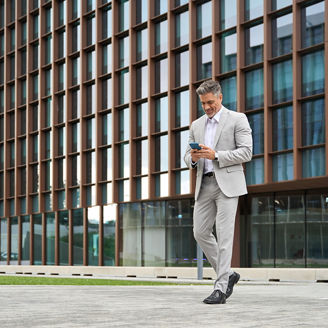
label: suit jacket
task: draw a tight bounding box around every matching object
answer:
[184,106,253,200]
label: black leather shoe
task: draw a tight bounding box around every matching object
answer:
[203,290,226,304]
[226,272,240,299]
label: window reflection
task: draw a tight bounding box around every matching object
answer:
[155,58,168,93]
[272,106,293,151]
[221,76,236,111]
[155,135,168,172]
[197,42,212,80]
[155,20,168,54]
[136,29,148,62]
[175,90,189,128]
[175,51,189,87]
[175,11,189,47]
[272,14,292,57]
[272,60,293,104]
[245,68,264,110]
[245,24,263,65]
[136,103,148,137]
[220,31,237,73]
[245,0,263,21]
[196,1,212,39]
[220,0,237,30]
[155,97,168,132]
[246,157,264,185]
[273,153,293,182]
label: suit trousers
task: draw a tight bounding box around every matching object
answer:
[193,175,239,293]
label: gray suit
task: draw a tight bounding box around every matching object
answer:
[184,106,252,293]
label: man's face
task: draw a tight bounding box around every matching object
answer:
[199,92,223,118]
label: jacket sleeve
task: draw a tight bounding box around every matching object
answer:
[216,113,253,167]
[184,122,197,169]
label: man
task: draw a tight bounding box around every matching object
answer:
[184,80,252,304]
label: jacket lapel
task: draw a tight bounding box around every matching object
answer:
[213,107,228,147]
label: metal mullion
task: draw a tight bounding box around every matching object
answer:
[167,3,174,196]
[325,0,328,175]
[263,0,272,184]
[292,1,302,180]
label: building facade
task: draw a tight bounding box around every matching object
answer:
[0,0,327,268]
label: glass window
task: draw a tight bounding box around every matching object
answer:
[0,2,3,29]
[175,51,189,87]
[20,168,26,194]
[21,215,30,264]
[102,182,112,204]
[0,89,3,113]
[10,84,15,108]
[272,13,293,57]
[245,0,263,21]
[10,28,15,51]
[175,0,188,6]
[118,179,130,201]
[86,14,96,46]
[87,51,96,80]
[71,122,80,153]
[86,118,96,149]
[0,219,8,265]
[220,0,237,30]
[119,108,129,141]
[87,207,100,266]
[136,29,148,62]
[119,0,129,32]
[0,144,3,169]
[136,140,148,175]
[302,98,325,147]
[119,143,130,178]
[71,89,80,119]
[45,131,51,159]
[102,78,112,109]
[119,36,129,68]
[45,98,52,127]
[33,214,42,265]
[57,159,66,189]
[72,188,80,208]
[155,58,168,93]
[247,112,264,155]
[302,50,325,97]
[272,105,293,151]
[58,211,69,265]
[155,96,168,132]
[46,213,55,265]
[20,79,26,105]
[175,170,190,194]
[119,69,129,105]
[58,30,66,59]
[245,24,264,65]
[220,31,237,73]
[102,112,112,145]
[136,0,148,24]
[102,148,112,181]
[86,84,96,114]
[155,173,169,197]
[155,20,168,54]
[196,1,212,39]
[72,208,83,265]
[45,7,52,33]
[175,90,189,128]
[58,0,66,27]
[103,205,115,264]
[45,36,52,65]
[72,0,80,19]
[221,76,237,111]
[302,1,325,48]
[197,42,212,80]
[245,68,264,110]
[302,147,326,178]
[103,43,112,74]
[0,32,4,57]
[155,135,168,172]
[72,57,80,86]
[102,6,112,40]
[175,130,188,168]
[246,157,264,185]
[20,138,26,164]
[9,55,15,80]
[175,11,189,47]
[9,170,15,197]
[9,112,15,138]
[56,94,66,124]
[31,105,38,131]
[273,153,293,182]
[272,0,292,11]
[272,60,293,104]
[0,61,3,84]
[32,43,39,70]
[136,66,148,99]
[87,0,96,12]
[9,217,18,264]
[21,21,27,45]
[45,69,52,95]
[155,0,167,16]
[57,127,66,156]
[136,102,148,137]
[33,15,39,39]
[72,22,80,53]
[20,48,27,75]
[71,155,80,186]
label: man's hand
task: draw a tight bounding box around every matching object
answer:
[191,144,215,162]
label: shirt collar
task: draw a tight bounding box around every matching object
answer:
[206,107,222,124]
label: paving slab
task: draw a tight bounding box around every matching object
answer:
[0,282,327,327]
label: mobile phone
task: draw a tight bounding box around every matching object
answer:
[189,142,202,150]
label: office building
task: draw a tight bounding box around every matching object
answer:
[0,0,327,268]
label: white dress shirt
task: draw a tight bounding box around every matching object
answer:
[203,110,222,174]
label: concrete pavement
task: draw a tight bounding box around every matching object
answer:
[0,281,328,327]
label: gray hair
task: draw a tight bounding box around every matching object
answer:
[196,80,222,98]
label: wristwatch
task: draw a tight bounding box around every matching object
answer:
[214,152,218,161]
